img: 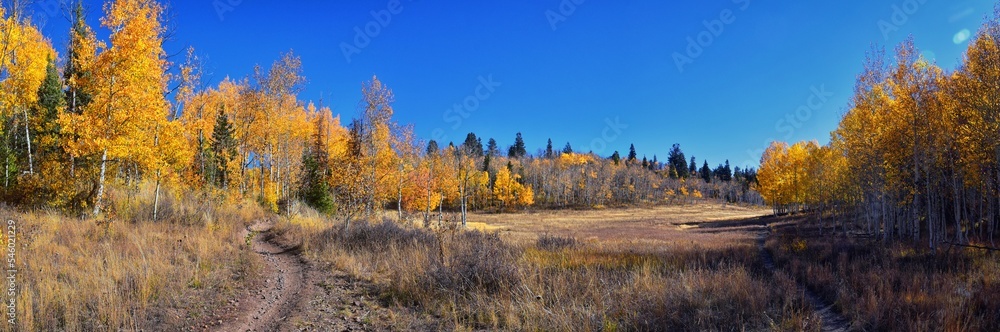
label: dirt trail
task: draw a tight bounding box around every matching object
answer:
[757,228,851,332]
[216,221,306,332]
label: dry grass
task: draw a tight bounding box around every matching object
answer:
[766,216,1000,331]
[278,203,819,331]
[0,183,268,331]
[466,203,770,246]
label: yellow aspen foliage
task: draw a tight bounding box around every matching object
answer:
[403,166,441,212]
[59,0,178,216]
[0,15,54,115]
[493,166,534,208]
[757,141,789,211]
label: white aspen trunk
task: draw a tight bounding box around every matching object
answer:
[22,108,32,175]
[153,170,161,221]
[93,148,108,218]
[461,194,467,228]
[398,162,404,223]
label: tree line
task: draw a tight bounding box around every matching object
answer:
[758,7,1000,249]
[0,0,761,226]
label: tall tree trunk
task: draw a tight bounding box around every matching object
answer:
[461,194,467,228]
[153,170,161,221]
[93,148,108,218]
[22,108,32,175]
[397,162,403,223]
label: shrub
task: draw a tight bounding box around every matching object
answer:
[536,233,578,251]
[427,231,522,295]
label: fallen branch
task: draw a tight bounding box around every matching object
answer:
[943,242,1000,252]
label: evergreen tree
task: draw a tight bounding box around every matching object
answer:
[462,132,483,157]
[722,160,732,182]
[34,57,64,156]
[700,161,712,183]
[300,114,333,214]
[689,156,697,176]
[562,142,573,154]
[642,156,648,169]
[650,155,658,171]
[667,143,688,178]
[713,163,726,181]
[426,140,439,154]
[486,138,499,157]
[210,111,237,188]
[545,138,554,158]
[627,144,637,163]
[65,1,94,115]
[508,132,527,159]
[610,151,621,165]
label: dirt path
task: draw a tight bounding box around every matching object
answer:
[216,221,307,332]
[211,221,432,331]
[756,227,851,332]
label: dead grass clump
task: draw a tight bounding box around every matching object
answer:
[426,231,522,295]
[623,265,817,331]
[536,233,578,251]
[337,219,436,253]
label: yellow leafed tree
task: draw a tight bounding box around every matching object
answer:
[59,0,184,217]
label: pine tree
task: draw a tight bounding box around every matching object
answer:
[667,143,688,178]
[426,140,439,154]
[486,138,499,157]
[210,110,237,188]
[689,156,697,176]
[610,151,621,165]
[508,132,527,159]
[700,161,711,183]
[300,114,333,214]
[482,153,492,172]
[24,57,66,205]
[545,138,554,158]
[462,132,483,157]
[64,0,95,116]
[627,144,637,163]
[34,57,64,156]
[722,160,732,182]
[562,142,573,154]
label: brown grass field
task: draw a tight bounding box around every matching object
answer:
[0,188,270,331]
[9,196,998,331]
[466,202,770,244]
[284,202,827,331]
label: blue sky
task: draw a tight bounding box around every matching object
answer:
[31,0,996,169]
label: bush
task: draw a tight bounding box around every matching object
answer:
[427,231,521,295]
[336,219,436,253]
[536,233,578,251]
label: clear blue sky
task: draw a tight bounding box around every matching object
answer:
[31,0,995,169]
